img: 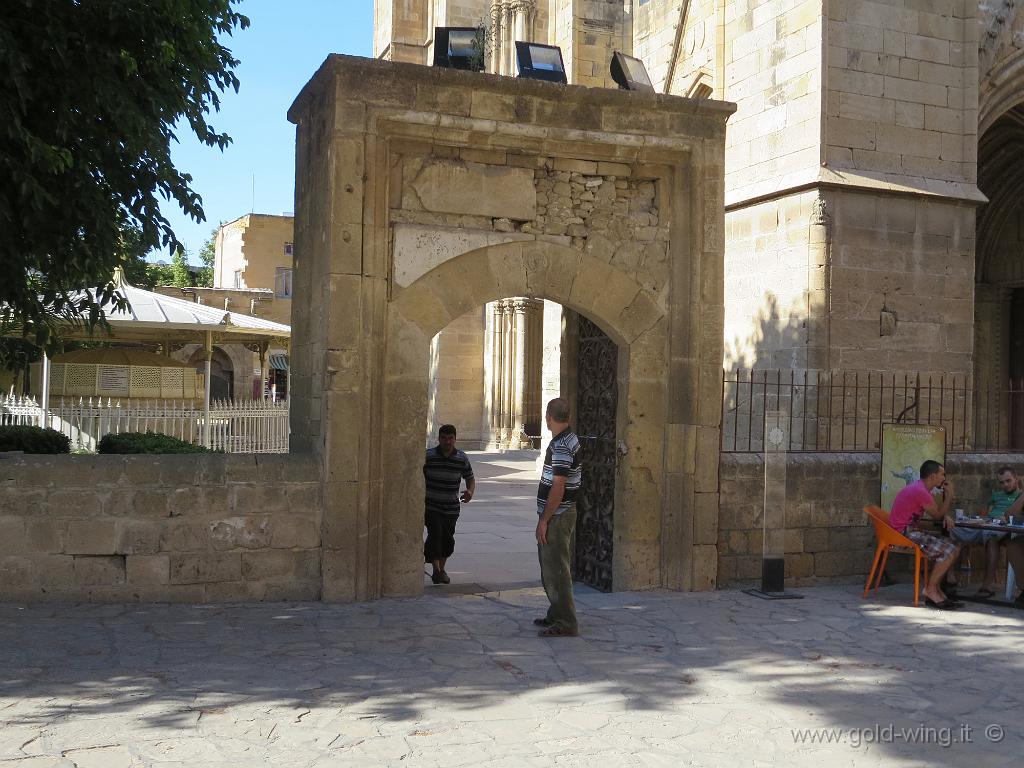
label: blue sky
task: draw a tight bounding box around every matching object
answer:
[157,0,374,262]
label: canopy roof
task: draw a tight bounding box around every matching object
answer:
[51,348,192,368]
[14,268,291,345]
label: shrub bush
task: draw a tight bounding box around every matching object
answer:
[97,431,212,454]
[0,425,71,454]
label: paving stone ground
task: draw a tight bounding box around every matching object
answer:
[2,452,1022,767]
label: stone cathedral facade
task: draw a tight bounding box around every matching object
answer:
[376,1,1024,449]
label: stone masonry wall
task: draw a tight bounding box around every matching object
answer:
[719,451,1022,587]
[395,152,671,309]
[0,453,322,602]
[825,1,978,190]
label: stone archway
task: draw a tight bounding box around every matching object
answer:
[382,241,666,595]
[187,346,234,401]
[286,55,732,602]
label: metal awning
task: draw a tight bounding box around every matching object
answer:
[5,267,291,344]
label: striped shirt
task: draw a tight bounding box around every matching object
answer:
[537,428,582,516]
[424,446,474,516]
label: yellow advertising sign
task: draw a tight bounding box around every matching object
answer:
[880,423,946,511]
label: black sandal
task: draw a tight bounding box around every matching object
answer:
[538,625,579,637]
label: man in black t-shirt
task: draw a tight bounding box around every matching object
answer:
[423,424,475,584]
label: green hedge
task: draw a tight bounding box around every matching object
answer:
[0,425,71,454]
[97,431,212,454]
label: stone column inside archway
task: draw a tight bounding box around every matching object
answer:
[287,55,733,601]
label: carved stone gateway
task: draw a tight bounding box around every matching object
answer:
[288,55,732,601]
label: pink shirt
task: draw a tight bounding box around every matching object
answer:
[889,479,934,532]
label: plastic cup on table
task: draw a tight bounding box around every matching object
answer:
[955,508,964,521]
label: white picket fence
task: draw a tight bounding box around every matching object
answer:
[0,395,290,453]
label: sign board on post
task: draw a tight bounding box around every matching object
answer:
[880,423,946,511]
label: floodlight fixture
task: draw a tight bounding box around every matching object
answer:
[433,27,485,71]
[514,41,567,84]
[610,51,654,93]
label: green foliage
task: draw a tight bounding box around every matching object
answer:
[170,250,196,288]
[0,425,71,454]
[97,430,212,454]
[0,337,41,376]
[115,223,159,290]
[0,1,249,348]
[146,249,202,289]
[469,19,493,72]
[196,225,220,288]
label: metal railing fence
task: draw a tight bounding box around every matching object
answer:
[723,369,1024,453]
[0,395,289,453]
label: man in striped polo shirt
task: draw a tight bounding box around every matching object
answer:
[423,424,475,585]
[535,397,582,637]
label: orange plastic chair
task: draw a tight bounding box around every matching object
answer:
[863,505,930,606]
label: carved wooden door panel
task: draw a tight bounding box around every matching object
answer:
[573,315,617,592]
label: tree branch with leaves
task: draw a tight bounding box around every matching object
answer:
[0,0,248,348]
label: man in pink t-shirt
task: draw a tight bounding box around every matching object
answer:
[889,460,960,609]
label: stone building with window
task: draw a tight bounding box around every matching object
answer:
[155,213,294,401]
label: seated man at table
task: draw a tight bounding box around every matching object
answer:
[889,460,961,609]
[1000,487,1024,605]
[950,465,1019,598]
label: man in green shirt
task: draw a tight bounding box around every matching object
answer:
[952,466,1020,598]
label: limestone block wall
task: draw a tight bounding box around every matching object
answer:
[632,0,681,93]
[718,451,1020,587]
[393,155,673,305]
[724,190,824,371]
[375,0,430,63]
[722,0,824,203]
[0,454,322,602]
[427,306,487,448]
[540,299,563,436]
[549,0,631,88]
[825,1,979,190]
[724,187,976,375]
[828,188,975,376]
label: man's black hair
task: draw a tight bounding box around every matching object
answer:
[439,424,457,437]
[920,459,944,480]
[998,465,1016,476]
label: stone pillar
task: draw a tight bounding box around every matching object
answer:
[500,300,513,445]
[807,195,832,373]
[512,299,528,445]
[486,297,543,449]
[525,297,544,441]
[489,2,504,76]
[512,1,536,69]
[487,300,505,449]
[503,3,516,76]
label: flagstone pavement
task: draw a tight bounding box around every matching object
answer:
[1,452,1021,767]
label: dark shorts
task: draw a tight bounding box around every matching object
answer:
[424,509,459,561]
[906,530,959,562]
